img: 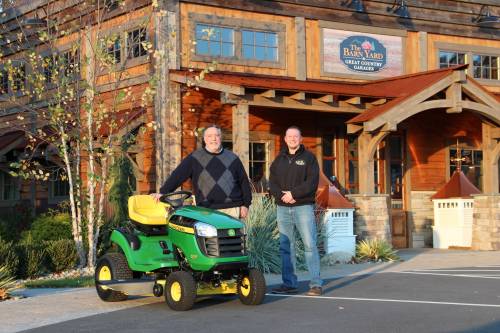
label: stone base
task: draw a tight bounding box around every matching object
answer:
[472,194,500,250]
[346,194,391,243]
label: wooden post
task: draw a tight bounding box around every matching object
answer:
[358,132,374,194]
[358,131,389,194]
[232,103,250,175]
[482,122,500,194]
[154,0,181,190]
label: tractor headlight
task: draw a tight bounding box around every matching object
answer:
[195,222,217,237]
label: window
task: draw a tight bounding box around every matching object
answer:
[43,56,55,84]
[195,24,234,57]
[0,70,7,94]
[127,28,147,59]
[346,135,359,194]
[449,147,483,190]
[222,140,269,191]
[12,65,25,93]
[51,178,70,198]
[321,135,336,183]
[104,0,119,11]
[107,37,121,64]
[439,51,466,68]
[242,30,278,62]
[473,54,499,80]
[0,171,19,201]
[61,50,78,78]
[389,136,403,200]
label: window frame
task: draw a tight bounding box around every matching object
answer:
[435,42,500,86]
[0,170,20,203]
[189,13,286,69]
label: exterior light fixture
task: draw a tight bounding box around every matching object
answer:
[341,0,365,13]
[22,18,47,29]
[472,5,499,25]
[387,0,410,19]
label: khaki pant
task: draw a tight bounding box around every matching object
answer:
[217,207,240,219]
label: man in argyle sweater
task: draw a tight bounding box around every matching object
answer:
[153,125,252,219]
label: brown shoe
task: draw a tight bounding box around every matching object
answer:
[305,287,322,296]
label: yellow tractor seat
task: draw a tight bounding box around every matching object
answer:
[128,195,170,226]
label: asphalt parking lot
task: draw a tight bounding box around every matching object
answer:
[19,264,500,333]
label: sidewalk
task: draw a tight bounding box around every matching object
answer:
[2,249,500,333]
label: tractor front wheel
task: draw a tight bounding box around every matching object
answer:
[238,268,266,305]
[164,271,197,311]
[95,252,133,302]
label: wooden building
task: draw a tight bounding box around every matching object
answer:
[1,0,500,249]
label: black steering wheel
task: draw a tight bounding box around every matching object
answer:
[159,191,192,209]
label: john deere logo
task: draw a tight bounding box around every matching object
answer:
[296,160,305,166]
[227,229,236,237]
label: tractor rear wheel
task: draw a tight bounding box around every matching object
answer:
[164,271,197,311]
[238,268,266,305]
[95,252,133,302]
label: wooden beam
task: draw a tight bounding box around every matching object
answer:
[347,123,363,134]
[317,94,333,103]
[232,104,249,175]
[381,122,397,132]
[491,127,500,140]
[446,82,462,113]
[260,90,276,98]
[169,73,245,95]
[369,98,387,106]
[289,92,306,101]
[228,94,365,113]
[342,96,361,105]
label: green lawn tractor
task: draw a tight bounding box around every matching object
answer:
[95,191,266,311]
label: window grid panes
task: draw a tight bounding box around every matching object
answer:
[439,51,466,69]
[321,135,336,184]
[107,38,121,64]
[473,54,499,80]
[12,65,25,92]
[347,135,359,194]
[195,24,234,57]
[449,147,483,190]
[61,50,78,78]
[43,56,55,84]
[0,70,8,94]
[0,171,19,201]
[52,178,70,198]
[127,28,147,59]
[242,30,278,62]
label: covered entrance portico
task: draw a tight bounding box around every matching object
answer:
[167,65,500,249]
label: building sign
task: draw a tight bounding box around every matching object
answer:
[340,36,386,73]
[323,28,403,78]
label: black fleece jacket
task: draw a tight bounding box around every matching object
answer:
[269,145,319,207]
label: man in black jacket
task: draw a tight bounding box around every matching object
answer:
[269,126,322,296]
[151,125,252,219]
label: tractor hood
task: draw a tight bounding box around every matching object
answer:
[173,206,244,229]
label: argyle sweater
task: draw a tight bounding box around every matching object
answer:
[159,148,252,209]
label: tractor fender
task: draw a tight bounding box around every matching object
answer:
[110,230,137,269]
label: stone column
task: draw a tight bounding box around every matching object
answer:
[409,191,435,247]
[347,194,391,242]
[472,194,500,250]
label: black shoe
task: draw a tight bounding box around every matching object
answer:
[271,285,298,294]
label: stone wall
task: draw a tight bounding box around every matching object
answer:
[472,195,500,250]
[409,191,435,247]
[346,194,391,242]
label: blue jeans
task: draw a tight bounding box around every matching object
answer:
[277,204,322,288]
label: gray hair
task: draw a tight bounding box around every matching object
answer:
[202,125,222,137]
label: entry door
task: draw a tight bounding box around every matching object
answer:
[388,135,408,248]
